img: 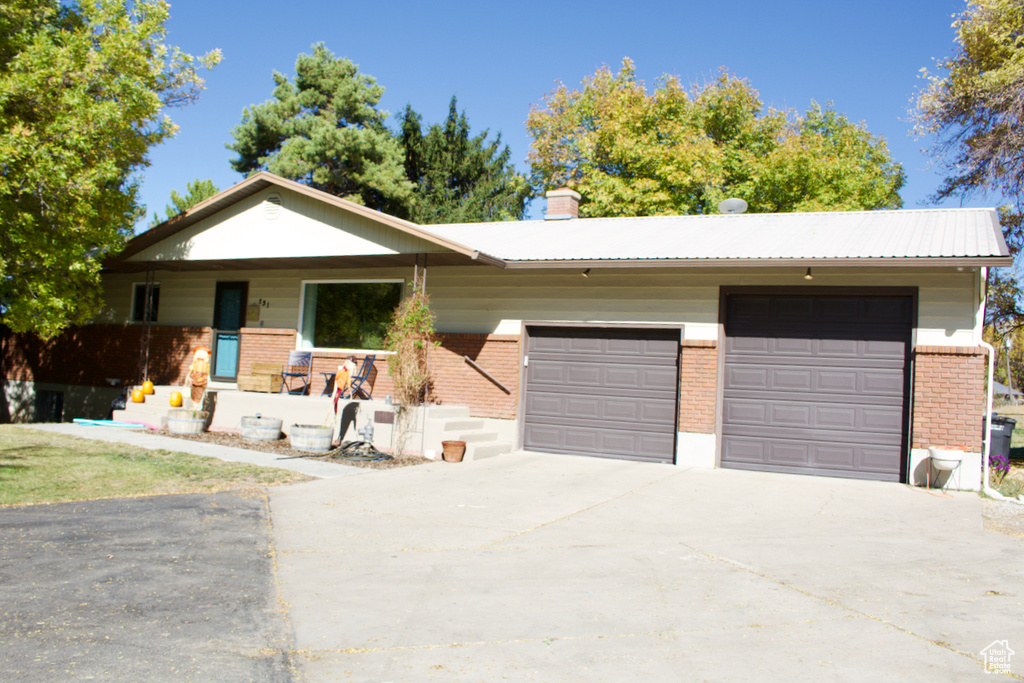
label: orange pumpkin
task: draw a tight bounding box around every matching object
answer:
[142,380,155,395]
[169,391,183,408]
[131,389,145,403]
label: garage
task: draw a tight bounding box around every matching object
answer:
[721,291,913,481]
[521,326,681,463]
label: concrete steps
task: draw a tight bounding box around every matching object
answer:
[424,411,513,462]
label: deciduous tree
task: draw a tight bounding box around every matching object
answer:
[0,0,219,338]
[527,59,905,217]
[394,97,530,223]
[227,44,412,213]
[915,0,1024,328]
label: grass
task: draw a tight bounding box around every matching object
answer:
[0,425,312,507]
[993,426,1024,498]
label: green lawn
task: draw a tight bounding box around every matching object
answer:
[0,425,311,506]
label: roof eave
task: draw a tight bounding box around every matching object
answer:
[499,256,1015,269]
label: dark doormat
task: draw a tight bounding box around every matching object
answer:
[0,491,293,682]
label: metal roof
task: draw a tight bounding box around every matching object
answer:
[425,208,1012,268]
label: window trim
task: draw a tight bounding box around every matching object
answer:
[130,281,160,323]
[296,278,405,352]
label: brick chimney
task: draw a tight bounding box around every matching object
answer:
[545,188,581,220]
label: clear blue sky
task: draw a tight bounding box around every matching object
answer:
[140,0,982,227]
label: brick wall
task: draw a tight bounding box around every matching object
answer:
[234,329,520,418]
[2,324,211,387]
[678,340,718,433]
[912,346,987,451]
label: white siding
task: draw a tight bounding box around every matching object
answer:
[127,187,443,263]
[99,266,983,347]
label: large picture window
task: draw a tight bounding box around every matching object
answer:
[299,281,403,350]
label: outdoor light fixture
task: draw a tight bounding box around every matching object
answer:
[582,268,591,278]
[804,267,813,280]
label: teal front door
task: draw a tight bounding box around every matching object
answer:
[212,281,247,379]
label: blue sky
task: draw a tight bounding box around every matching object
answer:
[140,0,980,227]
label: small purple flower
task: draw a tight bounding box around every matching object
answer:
[989,453,1011,475]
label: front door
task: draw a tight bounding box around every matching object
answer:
[212,281,248,379]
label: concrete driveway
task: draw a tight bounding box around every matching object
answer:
[270,453,1024,682]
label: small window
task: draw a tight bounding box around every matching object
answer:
[299,281,403,350]
[132,283,160,323]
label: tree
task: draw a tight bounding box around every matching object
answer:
[915,0,1024,328]
[227,44,412,213]
[394,97,530,223]
[0,0,219,338]
[148,178,220,227]
[526,59,905,217]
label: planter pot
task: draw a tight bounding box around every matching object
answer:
[928,447,964,472]
[167,409,208,434]
[291,424,333,452]
[442,440,466,463]
[241,416,283,442]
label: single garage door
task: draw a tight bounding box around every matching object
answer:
[721,293,913,481]
[522,326,680,463]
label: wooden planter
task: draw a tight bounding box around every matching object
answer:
[167,409,208,434]
[241,416,283,441]
[290,424,333,452]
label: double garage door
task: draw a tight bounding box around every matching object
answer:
[721,293,913,482]
[520,292,913,482]
[522,326,680,464]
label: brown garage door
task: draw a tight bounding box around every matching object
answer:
[522,326,680,463]
[721,293,913,481]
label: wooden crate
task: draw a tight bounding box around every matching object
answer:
[237,361,292,393]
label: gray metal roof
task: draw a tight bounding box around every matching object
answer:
[426,208,1012,268]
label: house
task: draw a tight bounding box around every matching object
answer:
[2,172,1012,488]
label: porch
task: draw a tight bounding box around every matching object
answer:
[112,384,515,460]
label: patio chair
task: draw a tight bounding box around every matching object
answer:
[337,355,377,400]
[279,350,313,395]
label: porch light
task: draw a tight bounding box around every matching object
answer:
[582,268,591,278]
[804,268,813,280]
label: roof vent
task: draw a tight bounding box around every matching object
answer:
[718,197,748,214]
[264,194,283,220]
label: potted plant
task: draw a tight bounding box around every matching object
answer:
[167,408,208,434]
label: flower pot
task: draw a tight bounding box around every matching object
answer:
[290,424,333,452]
[167,408,208,434]
[442,440,466,463]
[241,416,283,441]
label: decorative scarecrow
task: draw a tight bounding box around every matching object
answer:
[185,346,211,407]
[332,356,358,412]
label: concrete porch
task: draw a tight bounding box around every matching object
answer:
[113,384,515,461]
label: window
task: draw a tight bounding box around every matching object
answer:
[132,283,159,323]
[299,281,403,350]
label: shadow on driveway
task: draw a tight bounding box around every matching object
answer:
[0,491,293,682]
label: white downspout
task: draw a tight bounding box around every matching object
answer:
[980,339,997,496]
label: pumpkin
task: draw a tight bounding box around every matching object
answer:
[169,391,183,408]
[131,389,145,403]
[142,380,154,395]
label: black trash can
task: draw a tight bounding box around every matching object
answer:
[988,415,1017,460]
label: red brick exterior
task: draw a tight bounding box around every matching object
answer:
[912,346,987,452]
[678,340,718,433]
[235,328,519,419]
[1,324,211,387]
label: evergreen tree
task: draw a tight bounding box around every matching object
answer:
[395,97,529,223]
[227,44,412,213]
[148,178,219,227]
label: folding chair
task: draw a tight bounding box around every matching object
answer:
[338,355,377,400]
[279,350,313,395]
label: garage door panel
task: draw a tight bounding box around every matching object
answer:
[524,326,680,463]
[723,292,910,481]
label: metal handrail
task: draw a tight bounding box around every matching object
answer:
[463,355,511,394]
